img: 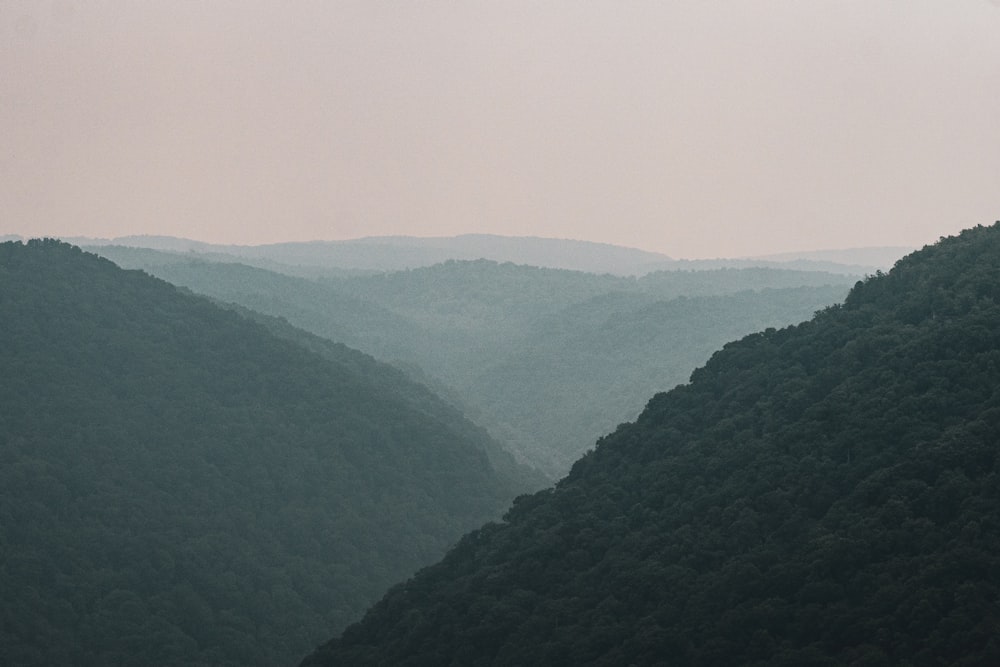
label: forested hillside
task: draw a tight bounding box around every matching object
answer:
[89,246,854,476]
[0,240,539,666]
[303,223,1000,666]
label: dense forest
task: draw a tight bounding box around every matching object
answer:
[302,223,1000,666]
[0,240,540,666]
[90,246,854,476]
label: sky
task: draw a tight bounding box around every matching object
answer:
[2,1,998,258]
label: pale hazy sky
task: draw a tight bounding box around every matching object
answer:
[2,1,998,258]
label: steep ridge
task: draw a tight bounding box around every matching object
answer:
[0,240,539,666]
[302,223,1000,666]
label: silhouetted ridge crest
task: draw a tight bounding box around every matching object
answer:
[302,222,1000,666]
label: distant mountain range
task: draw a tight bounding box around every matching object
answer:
[71,234,675,276]
[748,245,916,267]
[74,233,877,477]
[15,233,915,276]
[89,245,857,477]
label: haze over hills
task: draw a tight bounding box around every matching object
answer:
[468,284,853,474]
[642,256,903,277]
[5,228,993,666]
[4,2,996,665]
[302,223,1000,666]
[748,246,915,268]
[0,240,540,666]
[68,234,672,276]
[333,262,856,474]
[53,233,903,277]
[90,246,856,477]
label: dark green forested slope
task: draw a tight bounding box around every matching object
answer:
[0,240,539,666]
[303,223,1000,667]
[213,301,547,491]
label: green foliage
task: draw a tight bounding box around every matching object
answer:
[302,223,1000,666]
[0,239,540,666]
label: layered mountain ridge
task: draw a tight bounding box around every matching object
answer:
[49,233,904,276]
[302,223,1000,666]
[89,246,855,477]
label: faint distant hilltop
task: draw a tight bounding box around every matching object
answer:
[747,246,917,270]
[40,233,915,277]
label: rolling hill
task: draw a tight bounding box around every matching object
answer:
[0,239,540,666]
